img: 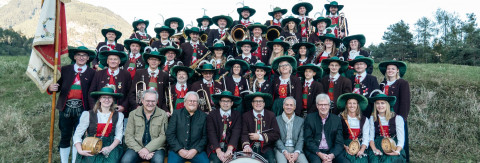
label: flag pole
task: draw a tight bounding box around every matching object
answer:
[48,0,61,162]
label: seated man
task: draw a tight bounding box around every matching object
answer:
[241,92,280,163]
[122,89,169,163]
[304,93,348,163]
[275,97,308,163]
[166,92,209,163]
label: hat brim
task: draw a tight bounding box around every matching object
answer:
[348,57,374,67]
[171,66,195,79]
[321,58,349,73]
[165,17,184,31]
[68,48,96,64]
[245,93,273,108]
[101,29,122,41]
[251,65,272,72]
[324,4,344,12]
[319,35,342,47]
[143,53,166,67]
[292,2,313,15]
[266,41,290,51]
[236,41,259,53]
[379,61,407,77]
[124,39,148,52]
[343,35,366,49]
[272,56,297,74]
[90,91,123,100]
[337,93,368,112]
[311,18,332,30]
[268,9,287,17]
[212,94,242,107]
[196,17,213,27]
[247,24,268,34]
[292,42,315,54]
[237,7,256,17]
[154,27,175,37]
[225,60,250,73]
[212,16,233,29]
[159,47,182,57]
[98,50,128,67]
[297,65,323,80]
[133,20,150,31]
[281,18,301,27]
[368,95,396,111]
[208,45,230,54]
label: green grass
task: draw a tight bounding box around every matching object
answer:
[0,56,479,162]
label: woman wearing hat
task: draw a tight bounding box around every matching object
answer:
[265,7,287,26]
[93,28,125,70]
[267,38,290,65]
[249,61,273,95]
[73,86,125,162]
[292,2,314,42]
[151,26,177,49]
[342,34,372,74]
[223,59,250,113]
[379,60,411,161]
[130,19,152,41]
[292,42,315,66]
[281,16,302,42]
[337,93,371,163]
[197,15,213,34]
[368,94,406,163]
[297,64,324,117]
[271,56,302,116]
[314,33,341,64]
[320,57,352,114]
[208,40,229,71]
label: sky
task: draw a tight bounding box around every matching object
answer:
[78,0,479,46]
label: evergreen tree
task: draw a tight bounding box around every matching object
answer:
[382,20,416,61]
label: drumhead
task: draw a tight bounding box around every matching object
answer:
[228,157,263,163]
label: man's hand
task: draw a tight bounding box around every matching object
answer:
[216,148,226,162]
[291,152,299,163]
[248,133,260,140]
[145,152,155,160]
[185,149,198,159]
[178,149,189,159]
[117,106,125,112]
[48,83,59,92]
[138,148,150,159]
[243,145,252,153]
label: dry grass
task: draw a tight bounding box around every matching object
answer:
[0,56,479,162]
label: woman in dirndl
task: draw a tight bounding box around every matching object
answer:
[208,40,229,79]
[368,94,406,163]
[292,42,315,67]
[337,93,371,163]
[73,86,124,163]
[342,34,373,77]
[266,38,290,65]
[223,59,250,113]
[271,56,302,116]
[314,34,341,65]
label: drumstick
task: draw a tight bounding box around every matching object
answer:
[260,128,274,133]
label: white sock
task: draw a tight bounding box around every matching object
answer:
[59,147,70,163]
[71,146,77,163]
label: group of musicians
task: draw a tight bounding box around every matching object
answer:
[49,1,412,163]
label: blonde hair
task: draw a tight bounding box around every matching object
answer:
[372,100,396,122]
[341,98,362,120]
[92,96,118,114]
[386,65,401,81]
[269,50,285,65]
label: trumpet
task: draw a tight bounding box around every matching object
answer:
[338,12,347,38]
[167,81,174,114]
[190,50,212,69]
[197,84,212,112]
[266,25,282,41]
[135,75,147,105]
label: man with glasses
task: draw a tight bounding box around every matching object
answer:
[304,93,348,163]
[206,91,242,163]
[122,89,169,163]
[166,91,209,163]
[241,92,280,163]
[191,63,223,113]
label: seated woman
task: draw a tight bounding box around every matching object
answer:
[337,93,371,163]
[368,94,406,163]
[73,86,124,162]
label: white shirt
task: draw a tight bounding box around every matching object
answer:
[233,76,242,83]
[355,71,367,82]
[107,68,120,76]
[74,64,87,73]
[279,77,290,85]
[129,52,141,59]
[220,109,232,117]
[201,26,208,31]
[73,111,124,145]
[347,115,371,147]
[298,15,308,22]
[218,28,226,34]
[329,73,340,82]
[137,31,146,36]
[203,78,213,85]
[387,80,397,86]
[241,18,251,24]
[369,115,405,148]
[304,78,314,87]
[242,54,252,60]
[147,68,159,78]
[322,51,331,57]
[253,37,263,43]
[190,41,200,47]
[252,109,265,141]
[349,50,360,60]
[106,41,116,46]
[175,83,187,91]
[166,60,175,66]
[273,18,283,24]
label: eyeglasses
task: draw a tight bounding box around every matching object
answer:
[279,64,290,68]
[316,103,330,107]
[186,100,198,103]
[252,100,265,104]
[220,100,232,103]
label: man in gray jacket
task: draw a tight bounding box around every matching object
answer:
[275,97,309,163]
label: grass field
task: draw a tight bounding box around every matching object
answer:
[0,56,479,162]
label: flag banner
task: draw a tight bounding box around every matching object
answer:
[26,0,68,92]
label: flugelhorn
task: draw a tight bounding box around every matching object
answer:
[197,85,212,112]
[136,75,147,105]
[266,25,282,41]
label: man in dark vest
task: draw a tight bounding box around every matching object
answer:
[123,38,148,79]
[292,2,314,42]
[348,56,379,117]
[180,27,208,66]
[129,19,152,41]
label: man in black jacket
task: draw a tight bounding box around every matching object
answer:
[166,91,209,163]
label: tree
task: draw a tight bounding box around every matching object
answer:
[381,20,416,61]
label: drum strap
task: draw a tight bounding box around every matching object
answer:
[100,112,114,137]
[344,118,356,140]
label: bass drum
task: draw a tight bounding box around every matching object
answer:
[225,152,268,163]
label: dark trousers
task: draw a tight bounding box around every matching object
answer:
[305,149,350,163]
[405,121,410,162]
[167,150,209,163]
[208,152,222,163]
[58,109,80,148]
[121,149,165,163]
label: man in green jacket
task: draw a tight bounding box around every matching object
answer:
[166,91,209,163]
[121,89,169,163]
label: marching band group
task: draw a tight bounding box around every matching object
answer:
[49,1,411,163]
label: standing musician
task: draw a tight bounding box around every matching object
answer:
[308,17,332,44]
[247,23,269,63]
[159,46,182,77]
[122,38,148,79]
[324,1,348,38]
[320,57,352,115]
[292,42,315,66]
[265,7,287,27]
[47,46,96,163]
[234,39,260,66]
[291,2,313,42]
[222,59,250,113]
[232,6,256,27]
[281,16,302,42]
[197,15,213,34]
[130,19,152,41]
[208,40,229,72]
[348,56,379,117]
[297,64,324,117]
[168,66,195,114]
[207,15,233,50]
[341,34,373,74]
[128,51,169,114]
[89,50,131,120]
[241,92,280,163]
[315,34,342,64]
[180,27,208,66]
[271,56,303,116]
[93,28,125,70]
[151,26,177,49]
[207,91,243,163]
[165,17,184,35]
[267,38,290,65]
[191,64,224,113]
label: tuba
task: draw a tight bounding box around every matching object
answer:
[200,32,208,43]
[197,84,212,112]
[265,25,282,41]
[228,24,249,43]
[135,75,147,105]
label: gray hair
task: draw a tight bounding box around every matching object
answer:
[315,93,330,104]
[276,61,293,75]
[283,96,296,106]
[184,91,199,100]
[142,89,159,100]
